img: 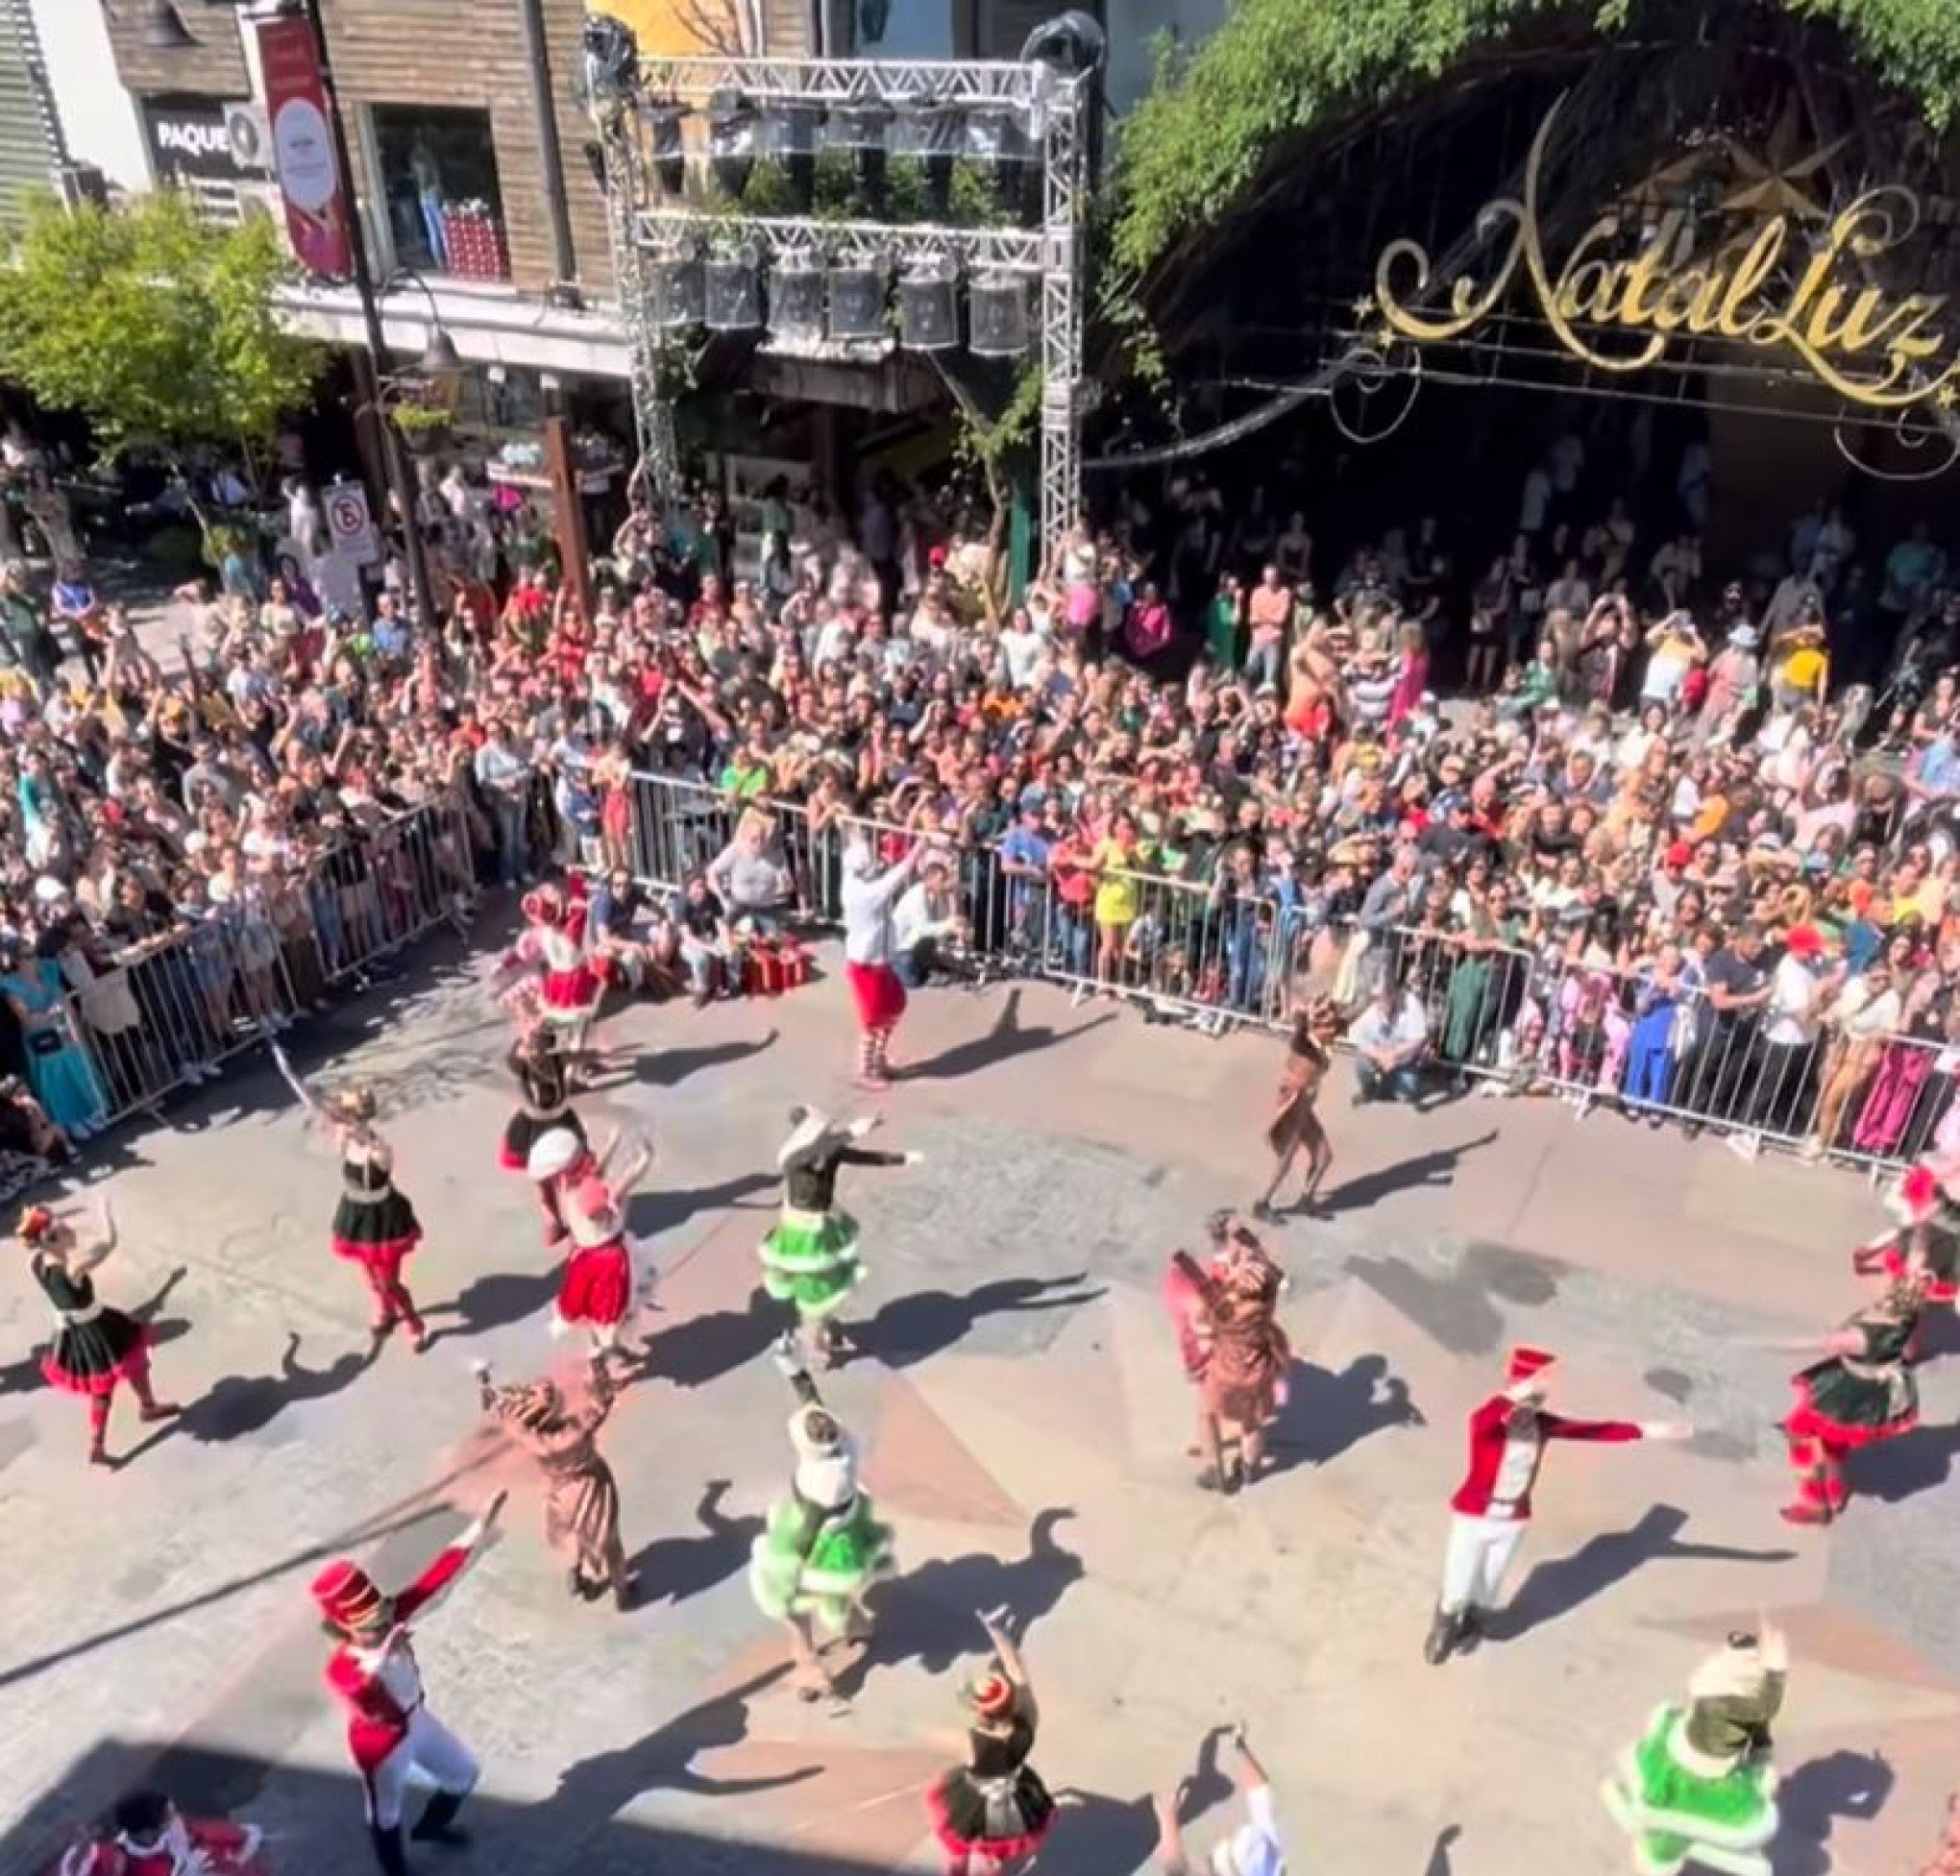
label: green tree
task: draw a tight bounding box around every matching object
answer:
[0,189,322,479]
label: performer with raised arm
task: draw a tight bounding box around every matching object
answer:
[499,877,603,1055]
[273,1044,429,1352]
[1424,1348,1691,1666]
[1779,1274,1923,1526]
[552,1133,653,1373]
[841,826,926,1089]
[1602,1620,1787,1876]
[1252,994,1342,1223]
[924,1607,1057,1876]
[51,1790,270,1875]
[475,1355,634,1609]
[761,1106,919,1368]
[748,1333,895,1705]
[22,1199,180,1468]
[525,1123,631,1252]
[312,1491,506,1876]
[1150,1723,1287,1876]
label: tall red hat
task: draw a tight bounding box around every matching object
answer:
[1506,1345,1556,1385]
[1890,1162,1942,1228]
[312,1558,385,1630]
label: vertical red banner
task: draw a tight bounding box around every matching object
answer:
[255,12,353,276]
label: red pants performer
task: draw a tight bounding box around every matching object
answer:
[840,832,925,1089]
[22,1201,180,1468]
[1781,1276,1923,1525]
[51,1791,269,1875]
[314,1492,505,1876]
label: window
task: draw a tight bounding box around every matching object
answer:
[369,104,508,282]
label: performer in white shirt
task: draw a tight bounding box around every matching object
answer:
[839,829,925,1088]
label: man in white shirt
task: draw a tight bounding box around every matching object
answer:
[892,858,966,987]
[1152,1725,1286,1876]
[1348,974,1431,1104]
[1728,924,1831,1160]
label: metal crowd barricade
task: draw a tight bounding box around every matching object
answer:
[40,793,480,1134]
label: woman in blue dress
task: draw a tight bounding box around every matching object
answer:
[0,943,106,1140]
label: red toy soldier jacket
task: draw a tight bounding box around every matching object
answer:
[323,1542,471,1772]
[1448,1392,1645,1521]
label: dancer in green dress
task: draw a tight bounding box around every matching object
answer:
[760,1106,919,1367]
[747,1334,895,1704]
[1602,1621,1786,1876]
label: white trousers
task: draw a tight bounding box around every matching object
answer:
[363,1708,479,1830]
[1438,1513,1527,1615]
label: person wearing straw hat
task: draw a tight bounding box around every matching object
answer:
[748,1333,895,1705]
[312,1490,505,1876]
[1601,1621,1786,1876]
[1150,1723,1286,1876]
[475,1355,633,1609]
[924,1606,1056,1874]
[761,1105,919,1368]
[1425,1348,1690,1666]
[552,1135,653,1374]
[20,1198,180,1468]
[840,827,927,1088]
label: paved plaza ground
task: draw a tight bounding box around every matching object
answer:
[1,932,1955,1876]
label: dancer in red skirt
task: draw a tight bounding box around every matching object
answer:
[274,1045,429,1351]
[501,878,604,1055]
[553,1137,651,1373]
[51,1790,269,1874]
[1780,1273,1923,1525]
[925,1607,1056,1875]
[23,1199,179,1467]
[841,831,926,1089]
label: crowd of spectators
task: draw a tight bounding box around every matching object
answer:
[1,417,1958,1182]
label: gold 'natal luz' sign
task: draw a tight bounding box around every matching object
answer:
[1370,95,1958,411]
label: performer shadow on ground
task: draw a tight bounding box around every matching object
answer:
[640,1285,784,1389]
[637,1029,779,1089]
[624,1479,762,1606]
[625,1168,776,1241]
[1263,1353,1423,1478]
[536,1664,820,1843]
[159,1330,382,1449]
[897,987,1117,1084]
[840,1273,1105,1372]
[1847,1418,1960,1504]
[1769,1747,1893,1876]
[1313,1132,1499,1216]
[1423,1822,1462,1875]
[1498,1503,1796,1643]
[837,1508,1083,1693]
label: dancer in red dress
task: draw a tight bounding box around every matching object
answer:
[275,1045,429,1351]
[313,1492,505,1876]
[553,1135,652,1372]
[526,1125,637,1252]
[1424,1348,1690,1665]
[500,878,603,1054]
[51,1791,269,1874]
[1779,1274,1923,1526]
[23,1200,180,1467]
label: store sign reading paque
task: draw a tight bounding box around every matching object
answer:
[1370,96,1958,410]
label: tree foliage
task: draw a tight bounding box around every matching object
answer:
[0,189,322,456]
[1109,0,1960,285]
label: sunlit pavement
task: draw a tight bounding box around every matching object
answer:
[0,942,1949,1875]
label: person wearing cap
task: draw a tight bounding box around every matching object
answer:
[748,1332,896,1705]
[760,1106,919,1369]
[1724,924,1833,1161]
[1150,1723,1285,1876]
[924,1606,1055,1872]
[1424,1348,1690,1665]
[312,1490,506,1876]
[1601,1620,1787,1876]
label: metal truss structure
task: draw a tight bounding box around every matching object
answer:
[592,52,1090,554]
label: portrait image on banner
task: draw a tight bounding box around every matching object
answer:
[586,0,755,58]
[256,13,353,276]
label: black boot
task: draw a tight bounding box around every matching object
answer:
[1422,1606,1461,1666]
[1456,1607,1484,1653]
[369,1823,411,1876]
[410,1790,471,1848]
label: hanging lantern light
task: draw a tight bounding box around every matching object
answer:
[968,104,1036,224]
[768,252,826,349]
[649,247,704,330]
[769,102,822,214]
[830,102,892,217]
[705,245,763,331]
[897,259,959,351]
[896,96,962,220]
[968,272,1030,357]
[827,258,888,344]
[642,98,689,197]
[707,88,757,200]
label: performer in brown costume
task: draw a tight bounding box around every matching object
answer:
[1252,996,1341,1222]
[1166,1219,1292,1494]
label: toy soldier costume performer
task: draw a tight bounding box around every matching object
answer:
[748,1335,895,1702]
[1602,1624,1786,1876]
[841,833,925,1088]
[312,1494,503,1876]
[1425,1347,1689,1665]
[761,1106,919,1367]
[51,1791,269,1876]
[477,1357,633,1608]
